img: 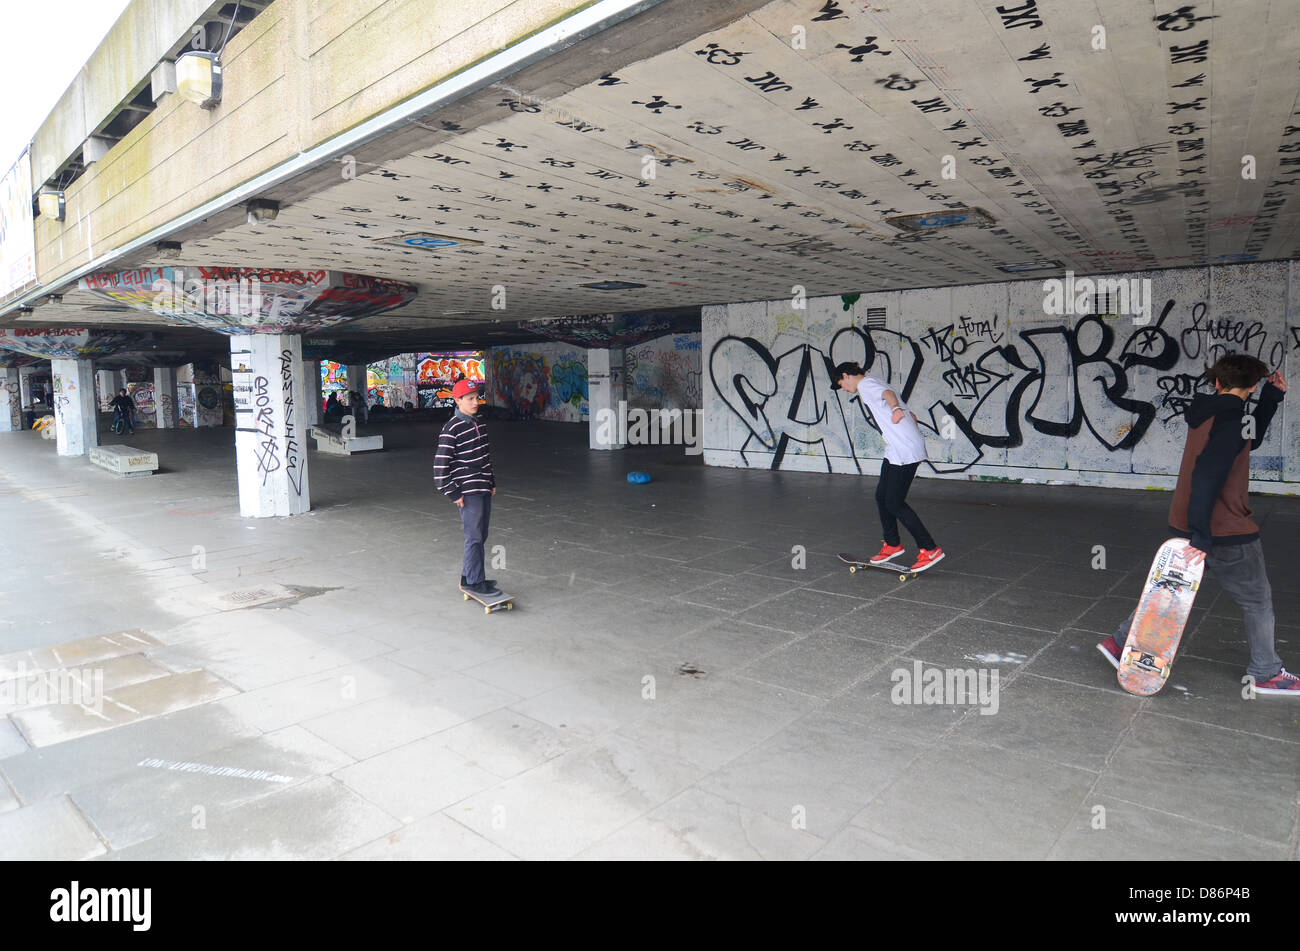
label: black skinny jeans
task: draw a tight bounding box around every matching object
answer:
[876,460,936,550]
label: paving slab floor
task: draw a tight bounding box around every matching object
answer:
[0,420,1296,860]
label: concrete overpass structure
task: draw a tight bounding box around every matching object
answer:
[1,0,1298,512]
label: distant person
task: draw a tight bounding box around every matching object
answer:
[832,362,944,573]
[325,392,342,422]
[403,401,414,412]
[349,390,368,425]
[108,388,136,435]
[434,380,498,595]
[1097,355,1296,695]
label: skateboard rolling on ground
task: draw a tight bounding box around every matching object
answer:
[1117,537,1203,696]
[837,552,917,582]
[460,585,515,615]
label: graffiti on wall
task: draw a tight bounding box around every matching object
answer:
[706,264,1296,480]
[487,347,588,421]
[626,334,703,410]
[417,352,485,407]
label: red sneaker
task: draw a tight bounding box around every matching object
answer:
[910,547,945,572]
[1254,668,1300,696]
[1096,638,1121,670]
[870,542,905,564]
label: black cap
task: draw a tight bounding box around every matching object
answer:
[830,362,865,390]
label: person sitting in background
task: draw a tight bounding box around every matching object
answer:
[325,392,342,422]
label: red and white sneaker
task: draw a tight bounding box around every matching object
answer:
[1254,668,1300,696]
[910,547,945,572]
[1096,638,1122,670]
[870,542,905,564]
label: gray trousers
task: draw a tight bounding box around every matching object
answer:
[460,493,492,584]
[1110,538,1282,680]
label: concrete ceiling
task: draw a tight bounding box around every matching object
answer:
[13,0,1300,356]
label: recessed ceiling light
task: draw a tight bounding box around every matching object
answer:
[581,280,647,291]
[998,261,1063,273]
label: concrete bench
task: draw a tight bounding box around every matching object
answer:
[89,445,159,477]
[310,425,383,455]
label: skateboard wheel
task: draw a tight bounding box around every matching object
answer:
[463,593,469,601]
[507,603,514,610]
[484,606,490,615]
[849,566,857,573]
[898,575,906,583]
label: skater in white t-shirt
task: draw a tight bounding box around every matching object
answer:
[832,362,944,572]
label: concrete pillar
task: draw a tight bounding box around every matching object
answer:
[96,370,118,410]
[346,363,367,403]
[18,365,36,408]
[229,335,310,517]
[304,359,322,426]
[0,368,21,431]
[588,347,626,450]
[154,367,179,429]
[51,359,98,456]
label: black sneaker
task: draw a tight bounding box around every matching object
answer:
[462,575,498,588]
[469,581,501,596]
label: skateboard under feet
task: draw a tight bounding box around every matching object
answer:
[460,584,515,615]
[837,552,917,582]
[1117,537,1203,696]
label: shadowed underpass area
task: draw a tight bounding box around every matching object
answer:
[1,423,1296,859]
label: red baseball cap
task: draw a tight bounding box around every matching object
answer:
[451,380,482,399]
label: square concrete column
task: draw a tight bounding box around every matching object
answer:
[18,365,37,410]
[0,368,21,432]
[346,363,367,400]
[230,335,311,517]
[589,347,625,450]
[154,367,179,429]
[304,359,322,426]
[51,359,98,456]
[96,370,119,410]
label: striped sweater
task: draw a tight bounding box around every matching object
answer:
[434,410,495,500]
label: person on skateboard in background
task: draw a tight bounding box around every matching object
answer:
[832,362,944,573]
[1097,354,1297,695]
[434,379,499,596]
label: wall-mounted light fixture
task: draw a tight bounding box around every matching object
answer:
[155,240,183,260]
[37,188,65,221]
[176,51,222,108]
[246,198,279,226]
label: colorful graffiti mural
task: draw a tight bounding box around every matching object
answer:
[416,351,485,407]
[704,262,1300,487]
[487,346,588,422]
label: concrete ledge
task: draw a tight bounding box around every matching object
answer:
[89,445,159,477]
[311,426,383,455]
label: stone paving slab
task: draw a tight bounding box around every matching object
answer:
[0,795,107,860]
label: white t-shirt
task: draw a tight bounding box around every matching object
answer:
[857,376,928,465]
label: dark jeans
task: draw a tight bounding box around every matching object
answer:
[460,493,492,584]
[1110,538,1281,680]
[876,460,936,550]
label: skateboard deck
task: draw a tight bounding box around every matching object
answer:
[837,552,917,582]
[1117,538,1203,696]
[460,585,515,615]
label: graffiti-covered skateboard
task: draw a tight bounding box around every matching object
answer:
[1117,538,1203,696]
[837,552,917,582]
[460,584,515,615]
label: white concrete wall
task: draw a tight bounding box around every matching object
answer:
[703,262,1300,494]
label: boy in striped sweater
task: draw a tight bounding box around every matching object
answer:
[435,380,498,595]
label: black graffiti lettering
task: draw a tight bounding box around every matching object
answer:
[996,1,1043,30]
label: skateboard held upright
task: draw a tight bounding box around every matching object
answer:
[1117,538,1203,696]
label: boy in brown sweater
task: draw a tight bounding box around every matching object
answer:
[1097,354,1296,695]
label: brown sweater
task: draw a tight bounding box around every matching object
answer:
[1168,385,1282,550]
